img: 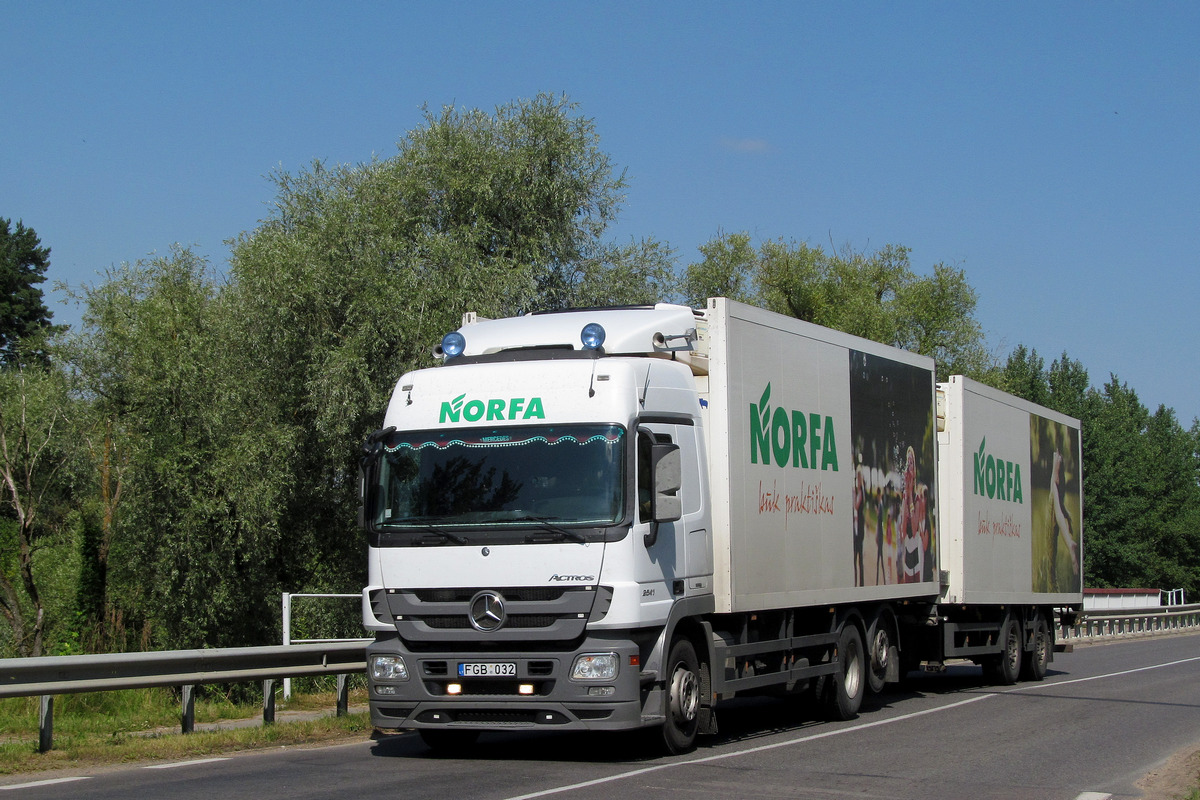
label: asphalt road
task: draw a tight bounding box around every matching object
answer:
[5,633,1199,800]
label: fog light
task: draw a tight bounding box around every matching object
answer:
[519,684,534,695]
[587,686,616,697]
[447,683,462,695]
[376,685,397,696]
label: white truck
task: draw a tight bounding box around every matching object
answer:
[360,299,1083,753]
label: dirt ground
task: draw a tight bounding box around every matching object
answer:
[1136,744,1200,799]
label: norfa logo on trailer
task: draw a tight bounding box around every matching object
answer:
[973,437,1024,503]
[749,383,839,471]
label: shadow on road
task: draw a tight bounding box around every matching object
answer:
[368,661,1072,762]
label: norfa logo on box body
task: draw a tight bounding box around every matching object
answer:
[749,383,839,471]
[973,437,1024,503]
[439,394,547,423]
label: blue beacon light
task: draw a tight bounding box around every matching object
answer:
[580,323,606,350]
[441,331,466,358]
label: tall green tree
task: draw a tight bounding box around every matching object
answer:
[67,249,293,649]
[680,232,757,307]
[684,233,992,378]
[51,94,664,652]
[0,219,57,365]
[998,345,1050,406]
[0,365,78,656]
[103,93,653,646]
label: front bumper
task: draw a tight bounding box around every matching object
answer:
[367,634,655,732]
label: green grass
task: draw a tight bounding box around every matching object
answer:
[0,686,372,776]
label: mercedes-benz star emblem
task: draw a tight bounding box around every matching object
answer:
[469,591,506,632]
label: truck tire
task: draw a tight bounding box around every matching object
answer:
[418,729,480,753]
[662,637,701,754]
[817,623,865,720]
[988,616,1023,686]
[1020,616,1051,682]
[866,613,896,694]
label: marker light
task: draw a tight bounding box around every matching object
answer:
[441,331,466,358]
[580,323,606,350]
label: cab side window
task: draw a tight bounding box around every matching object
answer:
[637,429,673,523]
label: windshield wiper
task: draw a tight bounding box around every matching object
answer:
[394,517,469,545]
[416,529,469,545]
[511,515,588,544]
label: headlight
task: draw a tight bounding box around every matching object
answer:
[371,654,409,681]
[571,652,618,680]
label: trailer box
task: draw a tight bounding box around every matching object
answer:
[703,299,941,613]
[936,375,1084,607]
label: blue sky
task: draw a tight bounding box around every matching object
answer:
[4,2,1198,422]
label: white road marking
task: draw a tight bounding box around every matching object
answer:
[144,757,232,769]
[503,694,994,800]
[502,654,1200,800]
[1009,654,1200,692]
[0,777,91,791]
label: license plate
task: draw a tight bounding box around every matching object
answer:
[458,662,517,677]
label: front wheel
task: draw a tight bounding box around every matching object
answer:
[661,637,702,755]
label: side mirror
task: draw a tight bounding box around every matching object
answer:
[358,427,394,532]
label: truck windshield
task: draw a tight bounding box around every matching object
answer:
[373,425,626,530]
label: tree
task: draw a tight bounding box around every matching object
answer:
[212,93,648,644]
[1073,377,1200,596]
[0,365,77,656]
[681,232,757,307]
[569,239,679,308]
[44,94,658,652]
[0,219,56,365]
[683,233,993,379]
[998,346,1050,406]
[998,347,1089,418]
[66,249,295,650]
[893,261,991,378]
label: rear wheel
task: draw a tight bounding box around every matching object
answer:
[817,623,865,720]
[986,616,1023,686]
[1021,616,1051,682]
[661,637,701,754]
[866,614,895,694]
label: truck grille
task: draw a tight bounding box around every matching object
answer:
[421,614,558,630]
[376,585,612,644]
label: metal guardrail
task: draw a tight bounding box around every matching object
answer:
[0,641,368,753]
[281,592,364,700]
[1060,604,1200,642]
[3,605,1199,754]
